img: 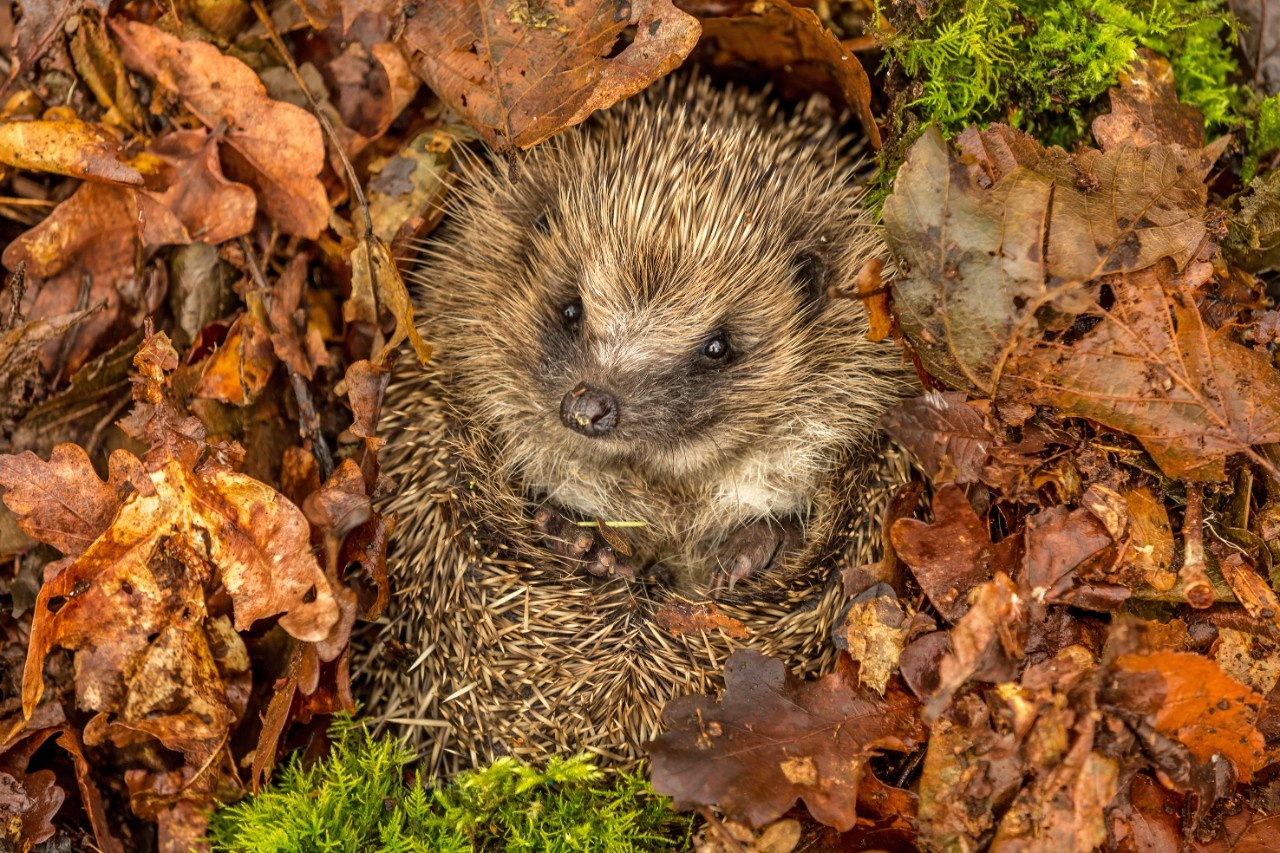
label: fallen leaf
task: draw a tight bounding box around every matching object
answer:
[193,304,277,406]
[2,180,184,374]
[0,119,142,185]
[879,392,993,484]
[891,484,1019,622]
[68,9,145,131]
[1091,51,1206,150]
[1023,505,1124,609]
[347,211,431,366]
[0,443,135,557]
[400,0,700,151]
[839,585,909,694]
[5,0,109,87]
[917,692,1023,849]
[113,21,328,238]
[647,650,924,832]
[1005,261,1280,482]
[886,119,1221,393]
[654,600,750,640]
[1110,651,1265,782]
[991,731,1117,851]
[142,130,257,245]
[696,0,880,148]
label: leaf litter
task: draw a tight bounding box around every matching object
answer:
[0,1,1279,851]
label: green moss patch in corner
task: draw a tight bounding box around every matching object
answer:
[206,720,694,852]
[880,0,1244,138]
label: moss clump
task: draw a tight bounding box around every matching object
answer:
[882,0,1244,139]
[206,720,693,852]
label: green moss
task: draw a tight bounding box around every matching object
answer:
[206,719,693,852]
[881,0,1244,139]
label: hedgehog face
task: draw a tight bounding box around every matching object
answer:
[496,233,845,483]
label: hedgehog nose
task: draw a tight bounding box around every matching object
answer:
[561,383,618,437]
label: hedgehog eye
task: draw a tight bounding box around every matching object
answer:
[700,331,731,361]
[561,298,584,329]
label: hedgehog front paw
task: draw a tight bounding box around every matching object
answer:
[714,518,801,593]
[534,505,636,580]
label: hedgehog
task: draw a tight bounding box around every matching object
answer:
[356,77,917,776]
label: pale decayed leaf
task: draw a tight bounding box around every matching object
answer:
[20,454,340,716]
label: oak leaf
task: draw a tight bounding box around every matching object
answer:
[891,484,1019,622]
[113,21,328,238]
[879,392,993,484]
[400,0,700,151]
[647,650,924,832]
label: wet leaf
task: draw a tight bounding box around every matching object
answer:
[114,21,328,238]
[647,650,924,831]
[400,0,700,151]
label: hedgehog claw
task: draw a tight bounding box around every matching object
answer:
[535,505,637,580]
[715,518,800,593]
[535,506,594,559]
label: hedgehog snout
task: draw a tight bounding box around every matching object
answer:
[560,382,619,437]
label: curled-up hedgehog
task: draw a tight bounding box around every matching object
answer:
[358,76,917,774]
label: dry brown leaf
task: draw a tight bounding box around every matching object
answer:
[268,254,329,381]
[2,180,185,374]
[696,0,881,148]
[1006,262,1280,481]
[400,0,699,151]
[1092,51,1205,151]
[840,586,909,694]
[193,304,277,406]
[647,650,924,832]
[141,130,257,245]
[653,600,750,640]
[0,119,142,185]
[1023,505,1125,609]
[347,213,431,366]
[1111,651,1266,782]
[884,122,1218,396]
[5,0,109,87]
[991,732,1118,851]
[924,572,1028,722]
[891,484,1019,622]
[113,21,328,238]
[879,392,993,484]
[0,443,135,557]
[68,9,145,131]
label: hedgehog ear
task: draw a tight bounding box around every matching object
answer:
[792,249,830,310]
